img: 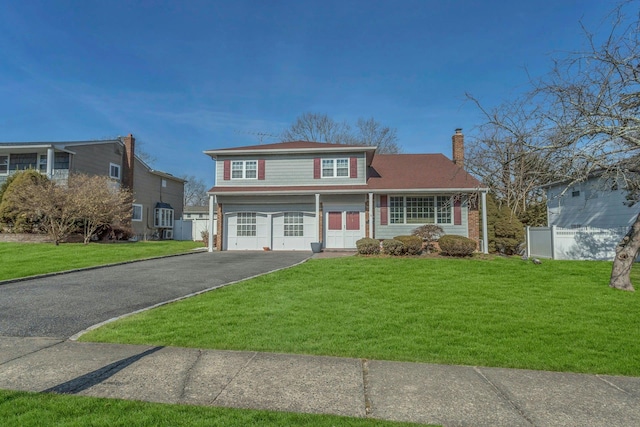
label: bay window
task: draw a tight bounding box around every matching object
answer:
[388,196,453,225]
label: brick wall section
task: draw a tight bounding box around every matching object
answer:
[468,205,480,249]
[452,129,464,169]
[318,203,324,243]
[364,197,369,238]
[216,204,223,250]
[122,134,135,190]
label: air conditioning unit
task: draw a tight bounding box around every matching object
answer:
[162,229,173,240]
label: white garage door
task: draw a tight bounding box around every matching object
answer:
[226,212,270,250]
[272,212,316,251]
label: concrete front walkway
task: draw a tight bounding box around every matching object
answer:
[1,337,639,426]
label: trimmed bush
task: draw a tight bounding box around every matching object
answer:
[356,237,380,255]
[412,224,444,253]
[382,239,404,256]
[438,235,476,257]
[393,235,423,255]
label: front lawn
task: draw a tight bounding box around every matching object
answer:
[0,390,422,427]
[82,256,640,376]
[0,241,203,281]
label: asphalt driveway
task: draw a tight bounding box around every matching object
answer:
[0,251,311,338]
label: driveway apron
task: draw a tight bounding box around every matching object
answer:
[0,251,310,338]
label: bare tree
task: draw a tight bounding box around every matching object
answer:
[466,95,559,220]
[355,117,401,153]
[470,2,640,290]
[181,175,209,206]
[281,112,402,153]
[3,177,80,245]
[70,174,133,244]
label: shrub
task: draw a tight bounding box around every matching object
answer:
[356,237,380,255]
[393,235,423,255]
[438,234,477,257]
[382,239,404,256]
[412,224,444,253]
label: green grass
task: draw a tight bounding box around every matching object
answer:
[0,241,203,281]
[83,256,640,376]
[0,390,425,427]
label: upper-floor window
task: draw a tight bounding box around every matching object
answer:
[109,163,121,180]
[322,158,349,178]
[232,160,257,179]
[389,196,453,225]
[0,155,8,175]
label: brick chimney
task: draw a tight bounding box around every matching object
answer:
[122,134,135,190]
[452,128,464,169]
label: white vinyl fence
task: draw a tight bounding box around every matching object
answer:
[174,219,215,241]
[526,226,627,261]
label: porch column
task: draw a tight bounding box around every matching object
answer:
[315,193,320,242]
[46,147,54,179]
[481,191,488,254]
[208,194,215,252]
[368,192,374,239]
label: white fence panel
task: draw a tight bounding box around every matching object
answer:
[173,220,193,241]
[527,226,627,261]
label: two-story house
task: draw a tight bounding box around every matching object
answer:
[0,134,185,240]
[204,129,488,252]
[544,173,639,230]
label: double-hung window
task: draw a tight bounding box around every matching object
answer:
[231,160,257,179]
[109,163,121,180]
[132,204,143,222]
[389,196,453,225]
[322,158,349,178]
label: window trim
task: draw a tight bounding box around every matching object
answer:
[321,158,350,178]
[109,163,121,180]
[387,195,453,225]
[132,204,143,222]
[0,155,8,175]
[231,160,258,180]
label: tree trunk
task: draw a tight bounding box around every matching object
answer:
[609,212,640,291]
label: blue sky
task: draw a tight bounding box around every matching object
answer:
[0,0,618,185]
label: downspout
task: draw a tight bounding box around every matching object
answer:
[208,194,215,252]
[481,191,488,254]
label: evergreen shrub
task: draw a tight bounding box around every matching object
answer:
[382,239,404,256]
[356,237,380,255]
[438,235,476,257]
[393,235,423,255]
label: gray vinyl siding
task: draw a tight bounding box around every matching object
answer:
[223,203,315,215]
[546,178,639,229]
[215,153,367,187]
[373,194,469,240]
[131,158,184,237]
[217,195,315,205]
[70,143,124,177]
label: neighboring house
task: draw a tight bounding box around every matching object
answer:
[182,205,210,220]
[204,129,488,251]
[544,174,639,230]
[0,134,185,240]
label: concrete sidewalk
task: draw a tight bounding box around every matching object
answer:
[0,337,639,426]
